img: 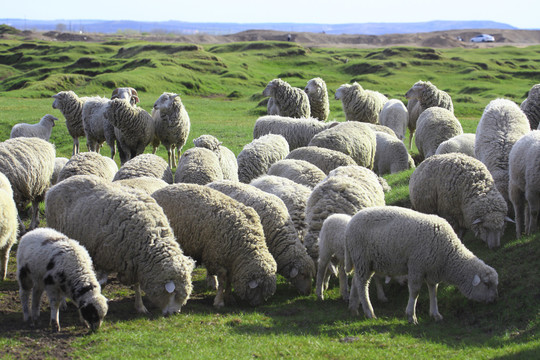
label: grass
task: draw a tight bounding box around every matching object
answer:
[1,35,540,358]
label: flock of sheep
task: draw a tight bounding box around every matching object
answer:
[1,76,540,332]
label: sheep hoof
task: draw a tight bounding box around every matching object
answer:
[407,315,418,325]
[432,313,444,322]
[349,308,359,316]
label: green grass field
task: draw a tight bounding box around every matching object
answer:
[1,35,540,359]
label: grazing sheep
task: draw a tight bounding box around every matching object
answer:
[0,172,18,280]
[52,90,92,155]
[237,134,289,183]
[17,228,108,331]
[262,78,311,119]
[405,80,454,114]
[174,147,223,185]
[475,99,530,207]
[208,181,315,295]
[379,99,408,141]
[113,153,173,184]
[435,133,476,157]
[304,77,330,121]
[45,175,195,315]
[407,98,422,150]
[57,152,118,183]
[51,157,69,186]
[520,84,540,129]
[0,137,55,232]
[415,107,463,160]
[114,176,169,196]
[334,82,388,123]
[327,165,392,193]
[193,135,238,181]
[286,146,357,175]
[373,132,415,175]
[10,114,57,141]
[346,206,498,324]
[410,153,510,249]
[308,121,377,169]
[253,115,337,151]
[152,92,191,168]
[267,159,326,188]
[152,183,277,307]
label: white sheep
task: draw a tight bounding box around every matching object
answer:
[520,84,540,129]
[286,146,357,175]
[327,165,391,193]
[57,152,118,183]
[373,132,415,175]
[114,176,169,196]
[237,134,289,183]
[304,77,330,121]
[406,98,422,150]
[379,99,408,141]
[16,228,108,331]
[152,183,277,307]
[405,80,454,114]
[152,92,191,168]
[435,133,476,157]
[193,134,238,181]
[10,114,57,141]
[51,157,69,186]
[410,153,510,249]
[262,78,310,119]
[334,82,388,123]
[45,175,195,315]
[113,153,173,184]
[267,159,326,189]
[0,172,18,280]
[174,147,224,185]
[52,90,92,155]
[415,107,463,160]
[346,206,498,324]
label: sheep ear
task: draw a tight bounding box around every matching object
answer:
[472,218,483,225]
[165,281,175,294]
[249,280,258,289]
[505,216,515,224]
[472,274,481,287]
[111,88,119,99]
[290,267,298,278]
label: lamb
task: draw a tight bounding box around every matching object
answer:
[174,147,223,185]
[52,90,92,155]
[520,84,540,129]
[509,130,540,237]
[237,134,289,183]
[10,114,57,141]
[308,121,377,169]
[16,228,108,332]
[286,146,357,175]
[267,159,326,188]
[345,206,498,324]
[304,77,330,121]
[262,78,311,119]
[407,98,422,149]
[0,172,18,280]
[45,175,195,315]
[193,134,238,181]
[112,153,173,184]
[435,133,476,157]
[475,98,530,207]
[373,132,415,175]
[57,152,118,183]
[114,176,169,196]
[378,99,408,141]
[405,80,454,114]
[51,157,69,186]
[152,92,191,168]
[414,107,463,160]
[334,82,388,123]
[152,183,277,307]
[0,137,55,232]
[252,115,337,151]
[409,153,510,249]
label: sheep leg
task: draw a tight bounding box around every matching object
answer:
[350,270,376,319]
[405,277,422,325]
[166,147,173,169]
[0,243,12,280]
[31,285,44,325]
[46,287,62,332]
[526,190,540,235]
[338,262,349,302]
[213,271,228,308]
[374,275,388,302]
[510,185,526,237]
[19,280,32,324]
[315,251,332,300]
[426,281,443,321]
[206,274,218,290]
[29,200,41,231]
[134,283,149,314]
[72,138,79,156]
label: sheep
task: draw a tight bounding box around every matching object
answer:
[379,99,408,141]
[174,147,224,185]
[415,107,463,160]
[262,78,310,119]
[52,90,92,155]
[327,164,392,193]
[114,176,169,196]
[106,98,154,165]
[51,157,69,186]
[365,123,397,138]
[435,133,476,157]
[345,206,498,324]
[373,132,415,175]
[237,134,289,183]
[57,152,118,183]
[410,153,510,249]
[286,146,357,175]
[250,174,312,242]
[334,82,388,123]
[252,115,337,151]
[267,159,326,188]
[152,183,277,307]
[16,228,108,332]
[475,98,530,207]
[520,84,540,129]
[0,137,55,232]
[308,121,377,169]
[10,114,57,141]
[0,172,18,280]
[509,130,540,237]
[407,98,422,150]
[193,135,238,181]
[113,153,173,184]
[45,175,195,315]
[304,77,330,121]
[152,92,191,168]
[404,80,454,114]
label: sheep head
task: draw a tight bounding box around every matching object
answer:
[263,78,285,97]
[112,87,139,106]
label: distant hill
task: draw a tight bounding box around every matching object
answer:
[0,19,519,35]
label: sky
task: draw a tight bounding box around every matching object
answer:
[3,0,540,29]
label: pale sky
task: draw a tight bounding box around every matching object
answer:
[3,0,539,29]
